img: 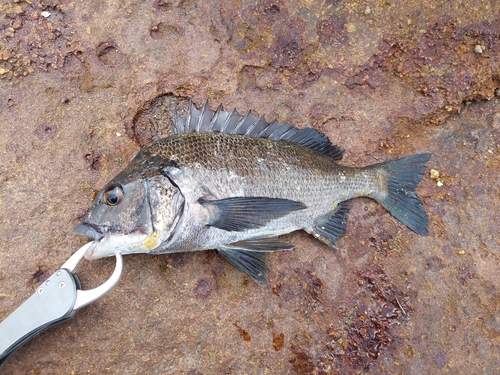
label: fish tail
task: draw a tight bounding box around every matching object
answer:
[371,153,430,235]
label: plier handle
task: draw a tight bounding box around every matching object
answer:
[0,242,122,367]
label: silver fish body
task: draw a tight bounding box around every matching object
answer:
[75,102,430,285]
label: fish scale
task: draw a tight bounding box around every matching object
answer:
[148,132,367,197]
[163,136,339,201]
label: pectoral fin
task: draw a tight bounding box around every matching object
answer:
[218,248,268,285]
[200,197,306,232]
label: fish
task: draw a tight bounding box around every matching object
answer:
[74,101,430,285]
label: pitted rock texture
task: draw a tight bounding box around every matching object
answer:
[0,1,499,374]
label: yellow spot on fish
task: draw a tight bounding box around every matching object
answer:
[142,231,161,250]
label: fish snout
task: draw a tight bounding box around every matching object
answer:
[73,223,105,241]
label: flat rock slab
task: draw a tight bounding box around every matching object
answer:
[0,1,499,374]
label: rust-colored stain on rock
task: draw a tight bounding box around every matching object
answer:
[234,323,252,342]
[272,332,285,351]
[324,264,412,372]
[0,0,499,374]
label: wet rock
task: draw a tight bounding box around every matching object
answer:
[0,0,499,374]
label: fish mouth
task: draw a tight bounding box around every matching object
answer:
[73,223,106,260]
[73,223,106,241]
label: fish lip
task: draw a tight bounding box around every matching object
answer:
[73,223,105,241]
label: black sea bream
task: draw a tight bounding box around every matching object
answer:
[74,102,430,285]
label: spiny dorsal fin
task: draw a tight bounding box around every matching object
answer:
[173,100,344,160]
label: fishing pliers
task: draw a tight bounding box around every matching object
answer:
[0,242,122,368]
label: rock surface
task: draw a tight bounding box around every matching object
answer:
[0,0,499,374]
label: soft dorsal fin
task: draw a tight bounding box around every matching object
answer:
[173,100,344,160]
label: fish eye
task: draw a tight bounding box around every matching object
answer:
[103,185,124,206]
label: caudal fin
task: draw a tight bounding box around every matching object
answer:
[373,153,430,235]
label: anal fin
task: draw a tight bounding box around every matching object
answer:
[311,200,352,247]
[218,249,269,286]
[200,197,306,232]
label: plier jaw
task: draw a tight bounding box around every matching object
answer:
[0,242,123,367]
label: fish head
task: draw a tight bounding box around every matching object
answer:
[74,173,184,260]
